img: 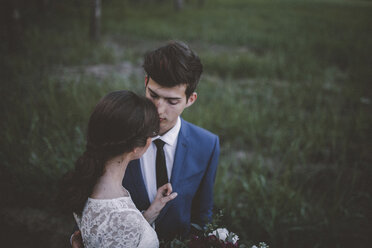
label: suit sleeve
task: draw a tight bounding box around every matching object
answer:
[190,135,220,226]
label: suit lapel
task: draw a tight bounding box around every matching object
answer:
[156,119,189,222]
[170,123,189,191]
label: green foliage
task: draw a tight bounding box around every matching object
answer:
[1,0,371,247]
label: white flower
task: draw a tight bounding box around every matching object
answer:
[230,232,239,244]
[252,242,269,248]
[209,228,229,241]
[209,228,239,244]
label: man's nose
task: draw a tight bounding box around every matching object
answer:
[155,98,165,114]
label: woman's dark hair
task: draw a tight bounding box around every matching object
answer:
[58,90,159,215]
[143,40,203,99]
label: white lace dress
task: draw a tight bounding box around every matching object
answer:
[73,195,159,248]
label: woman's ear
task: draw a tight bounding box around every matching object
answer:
[127,148,138,160]
[131,146,145,160]
[133,147,139,155]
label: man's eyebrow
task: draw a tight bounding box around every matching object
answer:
[148,87,158,96]
[148,87,182,100]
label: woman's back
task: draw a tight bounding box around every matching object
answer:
[74,196,159,248]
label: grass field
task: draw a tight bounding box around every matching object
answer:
[1,0,371,247]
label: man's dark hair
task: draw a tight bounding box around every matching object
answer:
[143,41,203,99]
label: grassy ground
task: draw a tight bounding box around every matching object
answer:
[1,0,371,247]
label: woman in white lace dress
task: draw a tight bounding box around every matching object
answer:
[59,90,177,248]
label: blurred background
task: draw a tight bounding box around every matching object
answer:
[0,0,371,247]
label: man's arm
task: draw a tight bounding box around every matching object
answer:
[190,135,220,226]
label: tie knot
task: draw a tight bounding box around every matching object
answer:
[154,139,165,149]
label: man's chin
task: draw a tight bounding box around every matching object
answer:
[159,124,170,136]
[159,129,168,136]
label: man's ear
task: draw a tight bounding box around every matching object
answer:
[144,75,148,87]
[186,92,197,108]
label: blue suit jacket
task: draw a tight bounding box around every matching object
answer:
[122,118,220,240]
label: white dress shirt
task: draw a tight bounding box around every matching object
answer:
[140,117,181,203]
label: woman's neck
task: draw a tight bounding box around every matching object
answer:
[91,154,131,199]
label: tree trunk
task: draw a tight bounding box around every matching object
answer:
[89,0,101,41]
[174,0,184,11]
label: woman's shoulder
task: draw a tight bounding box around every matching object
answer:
[105,204,145,232]
[81,198,144,230]
[79,199,149,247]
[82,196,137,215]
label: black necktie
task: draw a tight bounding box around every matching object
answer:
[154,139,168,189]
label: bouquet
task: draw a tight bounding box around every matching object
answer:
[188,226,240,247]
[162,211,268,248]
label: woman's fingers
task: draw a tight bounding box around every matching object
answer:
[156,183,177,204]
[161,192,178,204]
[158,183,172,196]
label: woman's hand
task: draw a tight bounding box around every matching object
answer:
[142,183,177,224]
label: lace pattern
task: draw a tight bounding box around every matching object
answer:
[74,196,158,248]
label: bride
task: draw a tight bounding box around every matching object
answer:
[59,90,177,248]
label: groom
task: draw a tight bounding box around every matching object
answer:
[71,41,220,246]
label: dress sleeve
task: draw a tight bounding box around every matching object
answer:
[73,212,81,229]
[103,209,144,248]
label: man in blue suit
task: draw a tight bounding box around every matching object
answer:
[126,41,220,241]
[71,41,219,246]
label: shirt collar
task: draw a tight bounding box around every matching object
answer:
[152,117,181,147]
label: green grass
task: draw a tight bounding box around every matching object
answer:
[1,0,371,247]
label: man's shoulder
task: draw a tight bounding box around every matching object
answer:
[180,119,220,160]
[181,119,218,141]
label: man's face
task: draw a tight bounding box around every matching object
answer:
[145,77,197,135]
